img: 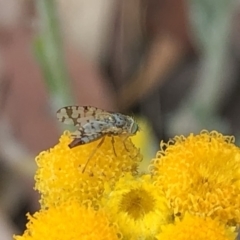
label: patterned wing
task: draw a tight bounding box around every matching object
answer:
[69,130,104,148]
[56,106,109,127]
[69,120,113,147]
[57,105,124,148]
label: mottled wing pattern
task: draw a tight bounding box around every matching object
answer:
[57,106,115,148]
[56,106,109,127]
[69,120,115,144]
[69,132,104,148]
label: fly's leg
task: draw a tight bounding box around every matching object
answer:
[82,136,105,173]
[111,136,117,157]
[122,135,140,159]
[122,135,130,152]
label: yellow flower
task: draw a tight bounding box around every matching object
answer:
[14,201,122,240]
[157,213,237,240]
[35,131,142,208]
[101,173,172,239]
[151,130,240,225]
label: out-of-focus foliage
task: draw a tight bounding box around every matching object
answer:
[167,0,237,136]
[35,0,73,108]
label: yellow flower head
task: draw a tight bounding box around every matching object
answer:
[101,173,172,239]
[14,201,122,240]
[35,131,142,207]
[151,130,240,225]
[157,213,237,240]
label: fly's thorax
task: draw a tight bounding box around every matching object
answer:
[106,114,138,135]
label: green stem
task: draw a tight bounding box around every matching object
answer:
[35,0,74,109]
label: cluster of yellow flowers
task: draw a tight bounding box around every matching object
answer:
[14,130,240,240]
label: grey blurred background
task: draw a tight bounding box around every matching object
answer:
[0,0,240,239]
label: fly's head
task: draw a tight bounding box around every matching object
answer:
[127,117,139,135]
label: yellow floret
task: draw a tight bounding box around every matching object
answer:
[101,173,172,239]
[14,201,122,240]
[35,131,142,208]
[157,213,237,240]
[151,130,240,225]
